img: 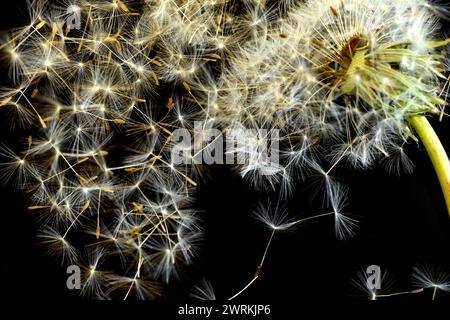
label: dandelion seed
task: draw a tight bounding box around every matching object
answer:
[412,265,450,300]
[351,267,423,300]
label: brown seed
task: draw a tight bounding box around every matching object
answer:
[312,38,324,48]
[330,6,340,18]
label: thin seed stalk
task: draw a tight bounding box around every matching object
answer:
[409,115,450,217]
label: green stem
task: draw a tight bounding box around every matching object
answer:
[409,115,450,218]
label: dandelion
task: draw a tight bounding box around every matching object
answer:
[229,198,352,300]
[1,0,449,301]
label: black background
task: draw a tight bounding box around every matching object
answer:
[1,0,450,311]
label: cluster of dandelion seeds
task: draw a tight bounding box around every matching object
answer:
[189,0,450,298]
[0,0,262,299]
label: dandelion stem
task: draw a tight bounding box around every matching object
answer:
[409,115,450,218]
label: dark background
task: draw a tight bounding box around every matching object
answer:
[1,0,449,308]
